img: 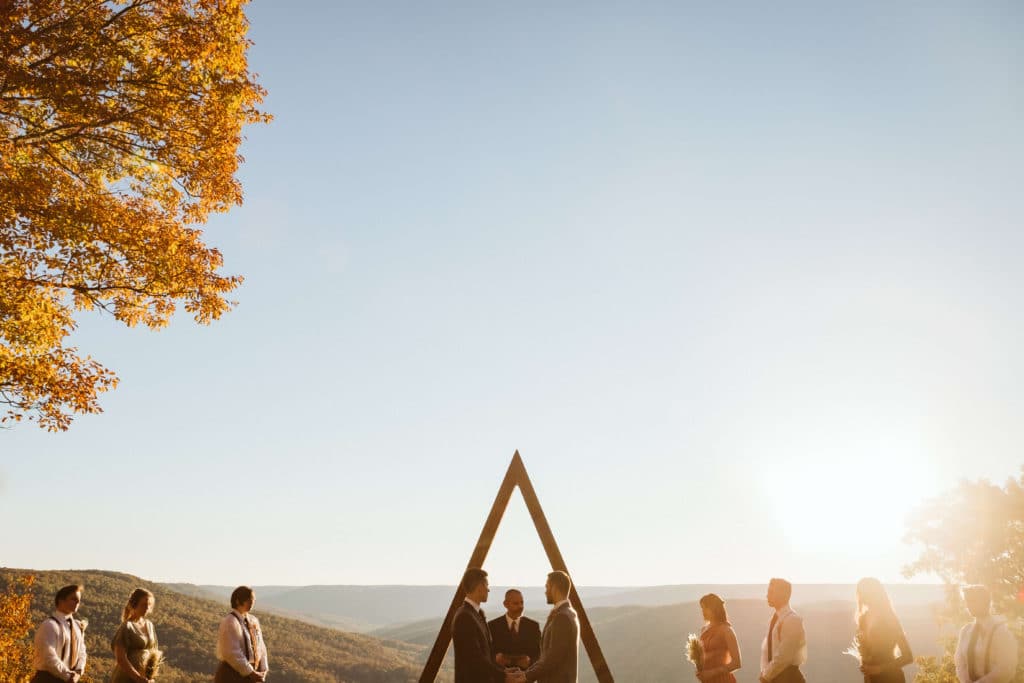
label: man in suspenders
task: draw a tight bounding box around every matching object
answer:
[31,584,87,683]
[759,578,807,683]
[954,585,1018,683]
[215,586,270,682]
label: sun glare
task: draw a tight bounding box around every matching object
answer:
[764,451,937,553]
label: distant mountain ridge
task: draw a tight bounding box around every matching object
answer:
[374,596,947,683]
[170,582,945,632]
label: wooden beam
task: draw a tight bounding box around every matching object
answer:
[514,455,614,683]
[419,454,520,682]
[419,451,615,682]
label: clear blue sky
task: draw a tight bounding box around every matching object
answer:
[2,0,1022,587]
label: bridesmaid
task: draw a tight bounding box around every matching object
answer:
[855,578,913,683]
[111,588,161,683]
[696,593,742,682]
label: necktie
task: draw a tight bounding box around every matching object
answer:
[512,619,519,635]
[478,608,486,622]
[67,618,77,669]
[242,617,254,663]
[249,619,262,669]
[766,612,778,662]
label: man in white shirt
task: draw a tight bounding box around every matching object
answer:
[760,578,807,683]
[954,585,1019,683]
[215,586,269,683]
[31,584,87,683]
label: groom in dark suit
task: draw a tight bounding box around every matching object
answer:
[508,571,579,683]
[488,589,541,670]
[452,568,506,683]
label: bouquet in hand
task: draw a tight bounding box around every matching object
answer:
[141,649,165,679]
[685,633,704,672]
[843,633,869,664]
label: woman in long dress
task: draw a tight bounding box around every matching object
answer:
[696,593,742,683]
[855,578,913,683]
[111,588,162,683]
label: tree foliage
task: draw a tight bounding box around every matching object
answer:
[0,0,269,430]
[903,469,1024,682]
[0,573,35,682]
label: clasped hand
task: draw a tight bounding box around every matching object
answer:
[504,670,526,683]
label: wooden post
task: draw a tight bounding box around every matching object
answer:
[418,451,614,683]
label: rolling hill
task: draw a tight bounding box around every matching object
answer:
[374,597,948,683]
[0,568,449,683]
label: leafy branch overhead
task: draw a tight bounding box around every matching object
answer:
[0,0,270,430]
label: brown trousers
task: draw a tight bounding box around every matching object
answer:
[214,661,252,683]
[769,666,806,683]
[31,673,68,683]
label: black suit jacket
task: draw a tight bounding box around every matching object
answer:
[488,615,542,664]
[452,602,504,683]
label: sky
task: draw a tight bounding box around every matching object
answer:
[2,1,1022,588]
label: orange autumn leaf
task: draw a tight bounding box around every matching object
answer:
[0,0,270,430]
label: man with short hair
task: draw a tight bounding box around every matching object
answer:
[489,588,541,670]
[510,570,579,683]
[954,585,1018,683]
[760,578,807,683]
[32,584,87,683]
[215,585,269,682]
[453,567,506,683]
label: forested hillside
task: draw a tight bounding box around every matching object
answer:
[0,569,449,683]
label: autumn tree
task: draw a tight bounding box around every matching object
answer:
[903,470,1024,682]
[0,573,35,682]
[0,0,269,430]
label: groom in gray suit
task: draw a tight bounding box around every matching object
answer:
[507,570,579,683]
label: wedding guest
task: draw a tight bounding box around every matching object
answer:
[111,588,161,683]
[954,585,1018,683]
[490,589,541,670]
[452,568,505,683]
[759,578,806,683]
[31,584,87,683]
[696,593,742,682]
[215,586,269,683]
[854,578,913,683]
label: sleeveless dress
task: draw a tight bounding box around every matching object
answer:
[111,619,160,682]
[700,622,738,683]
[861,616,906,683]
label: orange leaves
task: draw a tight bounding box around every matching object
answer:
[0,573,35,681]
[1,0,267,430]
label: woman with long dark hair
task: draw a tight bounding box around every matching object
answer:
[855,578,913,683]
[696,593,742,683]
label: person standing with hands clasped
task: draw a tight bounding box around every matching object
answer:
[760,578,807,683]
[32,584,87,683]
[215,586,269,683]
[954,585,1018,683]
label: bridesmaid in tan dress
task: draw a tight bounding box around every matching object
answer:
[111,588,161,683]
[697,593,742,683]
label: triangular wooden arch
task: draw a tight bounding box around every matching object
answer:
[419,450,614,682]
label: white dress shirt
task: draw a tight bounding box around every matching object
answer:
[32,609,86,677]
[955,616,1018,683]
[217,609,269,676]
[760,605,807,680]
[506,614,521,632]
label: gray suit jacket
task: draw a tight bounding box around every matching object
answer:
[525,602,579,683]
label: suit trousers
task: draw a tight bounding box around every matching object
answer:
[214,661,252,683]
[769,666,806,683]
[30,674,66,683]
